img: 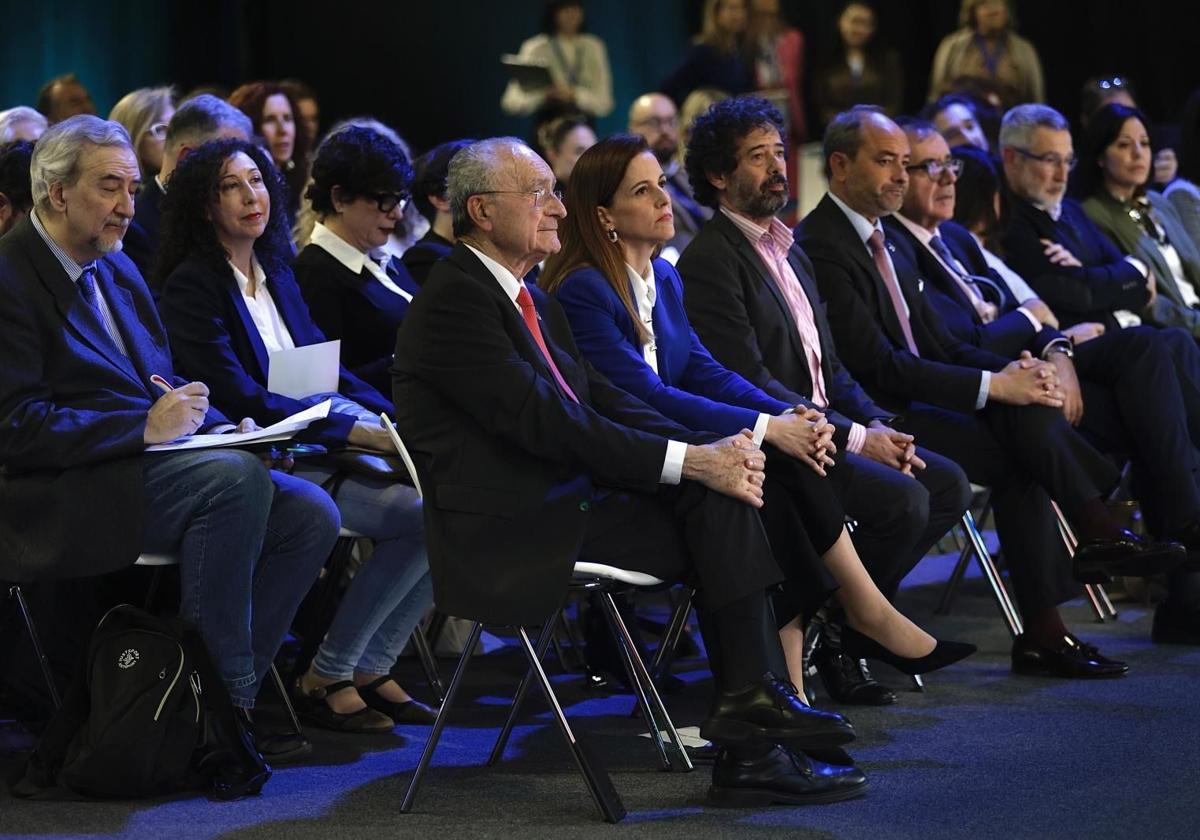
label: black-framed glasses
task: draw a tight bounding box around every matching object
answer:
[475,187,565,207]
[633,116,678,131]
[1012,148,1078,171]
[906,158,964,179]
[369,192,410,213]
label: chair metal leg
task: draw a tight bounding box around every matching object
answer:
[9,584,62,711]
[1049,501,1111,623]
[410,625,445,704]
[935,540,974,616]
[401,621,483,815]
[600,592,692,773]
[516,626,626,823]
[910,674,925,692]
[1095,582,1118,619]
[649,586,694,681]
[267,663,304,737]
[961,510,1024,638]
[487,612,557,767]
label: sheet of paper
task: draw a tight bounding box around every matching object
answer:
[267,340,340,399]
[146,400,331,452]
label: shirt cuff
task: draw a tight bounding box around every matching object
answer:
[660,440,687,484]
[752,413,772,447]
[1040,337,1073,359]
[845,422,867,455]
[1125,255,1149,278]
[976,371,991,410]
[1015,305,1042,331]
[209,424,237,434]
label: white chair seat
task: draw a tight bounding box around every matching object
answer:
[572,561,665,588]
[338,527,365,539]
[135,554,178,567]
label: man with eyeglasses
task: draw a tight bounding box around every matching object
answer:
[796,106,1186,678]
[394,136,870,806]
[628,93,710,261]
[889,121,1200,651]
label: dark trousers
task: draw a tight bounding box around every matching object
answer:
[897,402,1118,615]
[1073,325,1200,536]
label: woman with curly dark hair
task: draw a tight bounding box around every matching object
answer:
[542,134,974,696]
[291,125,419,394]
[157,138,437,734]
[229,81,309,223]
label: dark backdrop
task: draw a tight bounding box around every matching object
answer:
[3,1,1198,154]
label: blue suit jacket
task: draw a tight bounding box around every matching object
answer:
[159,256,390,448]
[554,260,791,437]
[0,216,228,581]
[884,218,1063,359]
[123,177,164,288]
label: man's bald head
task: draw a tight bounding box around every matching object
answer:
[628,93,679,166]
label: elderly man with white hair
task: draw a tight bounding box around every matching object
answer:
[0,106,48,144]
[0,115,340,772]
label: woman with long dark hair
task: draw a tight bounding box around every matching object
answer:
[156,138,437,734]
[542,134,975,693]
[230,81,310,224]
[812,2,902,133]
[1074,103,1200,340]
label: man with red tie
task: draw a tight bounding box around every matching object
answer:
[795,106,1183,678]
[392,137,869,806]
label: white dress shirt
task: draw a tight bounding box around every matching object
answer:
[309,222,413,302]
[230,255,295,355]
[463,243,686,483]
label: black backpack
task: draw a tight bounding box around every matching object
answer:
[11,604,270,800]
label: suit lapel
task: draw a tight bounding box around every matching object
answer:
[224,277,272,382]
[92,262,154,388]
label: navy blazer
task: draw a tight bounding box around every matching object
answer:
[400,231,453,287]
[554,260,791,436]
[796,195,1011,415]
[678,208,889,451]
[159,256,390,449]
[1001,195,1149,330]
[394,243,710,626]
[0,216,228,581]
[292,243,419,394]
[123,177,164,288]
[884,218,1063,359]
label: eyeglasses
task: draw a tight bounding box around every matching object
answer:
[1098,76,1126,90]
[146,122,168,140]
[475,187,565,208]
[369,192,410,213]
[633,116,678,131]
[905,158,964,179]
[1012,147,1078,171]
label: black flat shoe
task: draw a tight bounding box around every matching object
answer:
[1073,530,1185,583]
[1011,634,1129,678]
[1151,602,1200,645]
[812,642,897,706]
[236,708,312,765]
[701,672,855,748]
[359,675,439,724]
[290,678,395,732]
[840,626,976,677]
[708,745,868,807]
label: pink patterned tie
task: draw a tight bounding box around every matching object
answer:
[867,230,920,356]
[516,285,579,403]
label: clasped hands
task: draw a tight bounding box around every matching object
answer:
[765,407,837,476]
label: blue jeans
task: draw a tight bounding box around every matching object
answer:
[292,464,432,680]
[142,449,340,708]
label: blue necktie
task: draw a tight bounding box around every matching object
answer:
[928,235,967,280]
[77,264,101,309]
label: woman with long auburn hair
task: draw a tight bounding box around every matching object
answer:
[542,135,975,696]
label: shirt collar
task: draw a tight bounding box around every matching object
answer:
[719,205,794,252]
[228,253,267,295]
[154,174,168,195]
[31,208,90,282]
[462,241,525,305]
[1031,198,1062,222]
[894,212,938,247]
[827,191,885,246]
[625,261,656,307]
[310,222,368,274]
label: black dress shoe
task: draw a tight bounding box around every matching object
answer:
[1011,634,1129,678]
[840,626,976,677]
[359,676,439,725]
[812,643,896,706]
[701,672,855,748]
[1073,530,1185,583]
[803,746,857,767]
[1152,601,1200,645]
[237,708,313,765]
[708,745,868,807]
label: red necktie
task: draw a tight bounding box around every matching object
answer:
[867,230,920,356]
[516,285,579,403]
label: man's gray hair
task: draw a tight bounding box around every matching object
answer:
[448,136,529,237]
[999,104,1069,150]
[30,115,132,211]
[164,94,252,153]
[822,104,886,178]
[0,106,48,144]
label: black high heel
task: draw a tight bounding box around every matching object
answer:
[839,626,976,676]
